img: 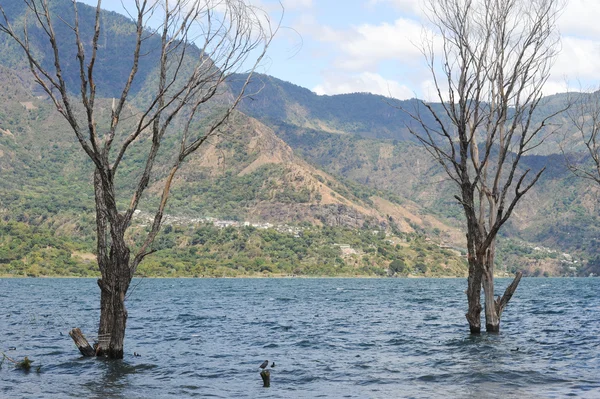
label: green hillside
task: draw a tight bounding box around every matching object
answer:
[229,74,599,274]
[0,0,596,278]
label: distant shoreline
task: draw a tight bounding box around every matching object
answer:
[0,274,454,279]
[0,274,573,279]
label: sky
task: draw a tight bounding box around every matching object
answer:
[81,0,600,100]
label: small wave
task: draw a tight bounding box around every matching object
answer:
[357,378,385,385]
[386,338,408,346]
[275,297,294,302]
[131,363,159,371]
[272,325,293,331]
[207,354,230,359]
[357,342,376,348]
[295,339,314,348]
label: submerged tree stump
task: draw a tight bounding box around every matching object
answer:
[260,369,271,387]
[69,328,95,357]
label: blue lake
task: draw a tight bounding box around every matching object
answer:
[1,278,599,398]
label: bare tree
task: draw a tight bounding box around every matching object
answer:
[564,90,600,185]
[0,0,277,358]
[402,0,562,332]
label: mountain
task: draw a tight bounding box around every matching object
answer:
[0,59,466,236]
[230,74,599,274]
[0,0,168,98]
[231,73,574,149]
[0,0,596,277]
[0,43,468,277]
[228,73,422,141]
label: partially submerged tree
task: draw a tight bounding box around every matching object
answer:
[403,0,562,332]
[0,0,276,358]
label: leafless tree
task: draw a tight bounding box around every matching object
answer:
[564,90,600,185]
[0,0,277,358]
[402,0,563,332]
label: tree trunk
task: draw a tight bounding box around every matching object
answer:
[482,268,499,332]
[93,167,134,359]
[96,242,131,359]
[465,259,482,334]
[482,269,523,333]
[69,328,95,357]
[260,370,271,387]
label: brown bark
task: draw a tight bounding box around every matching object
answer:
[69,328,95,357]
[482,268,499,332]
[93,167,132,359]
[260,370,271,387]
[495,272,523,320]
[96,252,131,359]
[482,270,522,333]
[465,258,482,334]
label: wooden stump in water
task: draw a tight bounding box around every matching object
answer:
[69,328,95,357]
[260,369,271,387]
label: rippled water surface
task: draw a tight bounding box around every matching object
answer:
[1,278,599,398]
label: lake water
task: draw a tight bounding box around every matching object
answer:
[1,278,599,398]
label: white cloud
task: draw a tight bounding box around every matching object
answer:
[419,78,445,102]
[367,0,423,16]
[559,0,600,38]
[313,72,415,99]
[285,0,600,98]
[292,13,357,43]
[371,0,600,35]
[543,80,571,96]
[298,17,427,73]
[336,18,425,71]
[552,36,600,82]
[551,0,600,91]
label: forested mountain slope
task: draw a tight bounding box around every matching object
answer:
[0,0,597,277]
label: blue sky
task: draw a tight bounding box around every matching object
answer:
[81,0,600,99]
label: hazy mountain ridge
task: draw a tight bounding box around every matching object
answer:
[0,0,168,98]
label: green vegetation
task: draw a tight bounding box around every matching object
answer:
[0,221,95,277]
[137,224,468,277]
[0,352,40,373]
[0,219,469,278]
[163,164,317,220]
